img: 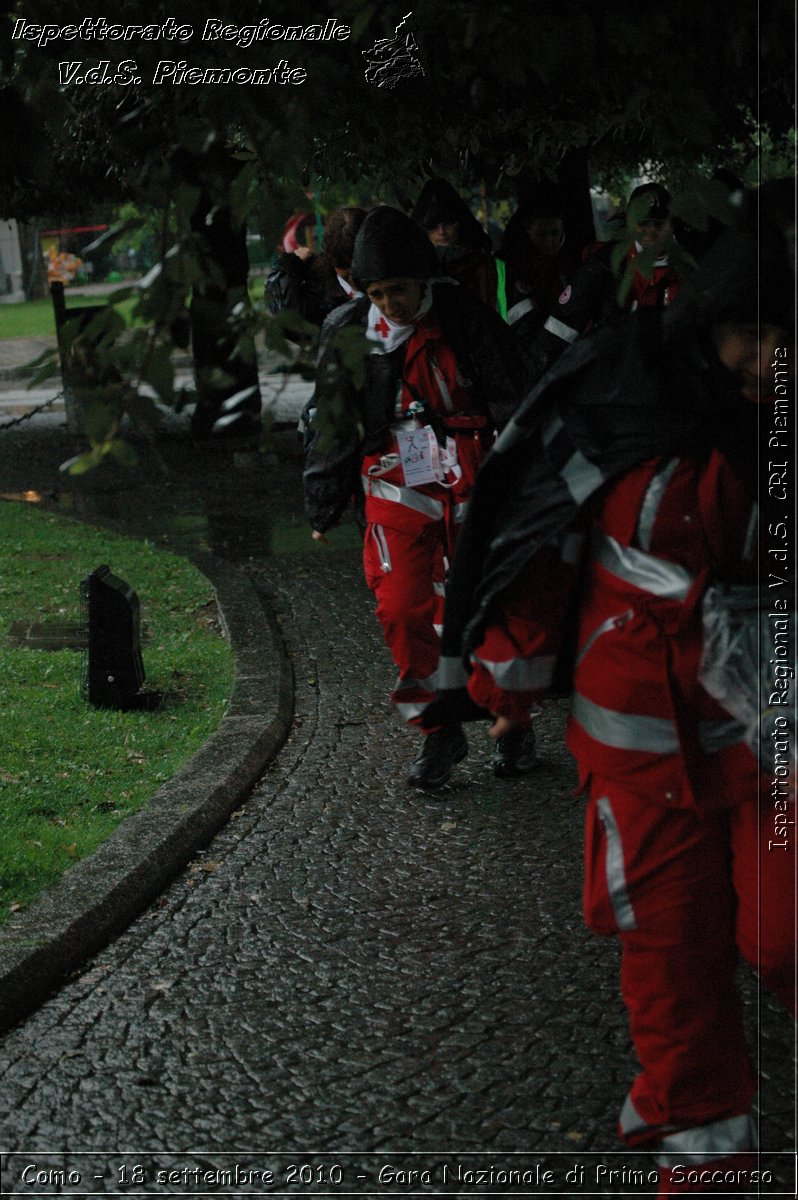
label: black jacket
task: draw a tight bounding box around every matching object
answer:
[304,280,525,533]
[423,213,779,729]
[265,252,347,327]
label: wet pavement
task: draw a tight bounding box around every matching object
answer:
[0,386,794,1197]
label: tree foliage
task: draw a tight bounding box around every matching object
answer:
[1,0,793,467]
[3,0,793,218]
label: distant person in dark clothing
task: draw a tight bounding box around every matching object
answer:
[498,192,572,327]
[411,177,499,311]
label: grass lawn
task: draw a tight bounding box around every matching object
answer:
[0,499,235,925]
[0,294,139,341]
[0,278,268,341]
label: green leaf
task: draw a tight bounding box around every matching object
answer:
[616,261,635,310]
[630,245,658,283]
[26,355,61,389]
[670,177,738,232]
[82,398,117,444]
[141,343,175,405]
[60,448,105,476]
[107,439,139,468]
[610,239,631,276]
[350,4,376,43]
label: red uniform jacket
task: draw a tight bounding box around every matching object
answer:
[468,451,758,811]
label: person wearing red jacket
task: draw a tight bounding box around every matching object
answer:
[435,183,795,1194]
[304,205,529,788]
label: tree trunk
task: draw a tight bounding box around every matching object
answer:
[186,155,262,440]
[18,222,48,301]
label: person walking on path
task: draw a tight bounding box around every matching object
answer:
[432,182,796,1194]
[303,205,530,789]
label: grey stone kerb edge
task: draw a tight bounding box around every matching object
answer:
[0,552,294,1034]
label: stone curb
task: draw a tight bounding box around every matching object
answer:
[0,551,294,1033]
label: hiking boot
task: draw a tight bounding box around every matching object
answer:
[492,727,538,778]
[407,725,468,790]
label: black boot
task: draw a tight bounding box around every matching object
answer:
[407,725,468,790]
[492,726,538,778]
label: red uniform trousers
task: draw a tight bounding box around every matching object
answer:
[362,516,448,727]
[584,762,796,1164]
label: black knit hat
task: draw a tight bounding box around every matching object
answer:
[351,205,439,287]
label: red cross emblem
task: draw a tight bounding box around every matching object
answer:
[374,315,391,338]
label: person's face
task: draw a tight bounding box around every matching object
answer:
[366,277,425,325]
[712,322,791,402]
[426,221,458,248]
[528,218,563,257]
[634,217,672,255]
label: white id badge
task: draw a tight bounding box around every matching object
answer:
[440,436,458,471]
[396,425,440,486]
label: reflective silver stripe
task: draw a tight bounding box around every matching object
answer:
[493,414,526,455]
[619,1093,660,1139]
[657,1113,757,1166]
[593,532,694,600]
[363,476,445,521]
[396,699,431,720]
[542,413,605,504]
[562,450,606,504]
[542,413,564,448]
[574,693,744,757]
[437,655,469,689]
[743,503,758,561]
[432,363,454,412]
[454,500,469,524]
[544,314,579,343]
[597,797,636,931]
[700,717,747,754]
[394,671,438,694]
[371,524,392,572]
[471,653,556,691]
[507,298,534,325]
[393,671,438,721]
[575,609,634,668]
[433,581,446,597]
[637,457,680,551]
[572,692,681,753]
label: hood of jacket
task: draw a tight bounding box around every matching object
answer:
[411,178,492,252]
